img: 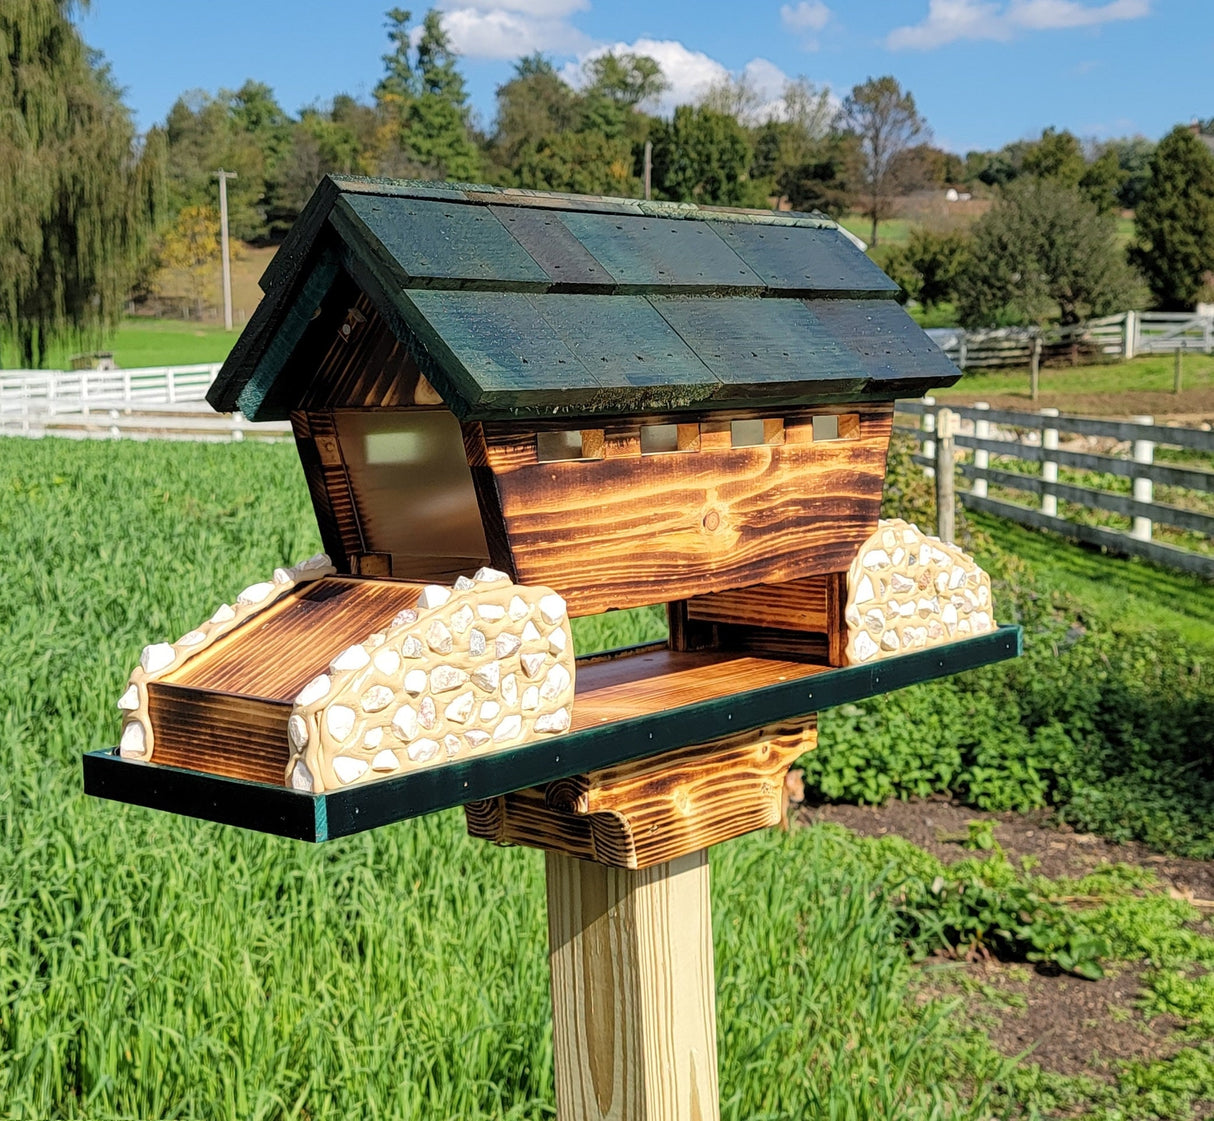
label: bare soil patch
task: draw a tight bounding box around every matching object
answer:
[799,797,1214,1083]
[940,389,1214,425]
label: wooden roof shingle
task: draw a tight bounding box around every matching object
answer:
[210,176,959,421]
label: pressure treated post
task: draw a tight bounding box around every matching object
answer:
[935,407,956,544]
[1029,335,1042,402]
[546,850,720,1121]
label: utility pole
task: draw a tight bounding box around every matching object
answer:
[214,169,238,331]
[643,140,652,201]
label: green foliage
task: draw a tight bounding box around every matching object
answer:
[650,106,766,207]
[776,133,860,216]
[0,0,164,366]
[513,130,639,197]
[885,227,970,311]
[837,76,925,246]
[1131,125,1214,311]
[957,177,1143,326]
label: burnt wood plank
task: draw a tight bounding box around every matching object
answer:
[557,211,764,291]
[482,404,893,616]
[708,223,901,297]
[686,577,834,631]
[146,685,290,785]
[168,577,424,699]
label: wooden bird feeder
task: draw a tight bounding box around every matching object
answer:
[85,177,1020,1120]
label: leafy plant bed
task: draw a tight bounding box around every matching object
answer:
[799,803,1214,1119]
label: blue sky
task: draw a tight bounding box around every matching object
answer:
[79,0,1211,154]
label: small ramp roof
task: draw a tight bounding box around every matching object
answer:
[211,176,959,421]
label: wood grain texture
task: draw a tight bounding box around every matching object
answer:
[686,576,834,631]
[168,577,424,699]
[466,719,816,868]
[480,404,892,616]
[545,849,720,1121]
[146,684,290,785]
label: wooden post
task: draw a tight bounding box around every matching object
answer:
[1030,335,1042,402]
[970,401,990,499]
[1124,310,1136,360]
[1174,347,1183,395]
[1131,414,1154,541]
[643,140,653,202]
[935,407,956,543]
[546,850,719,1121]
[1040,407,1059,518]
[921,395,936,479]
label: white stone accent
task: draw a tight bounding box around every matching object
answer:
[290,759,314,791]
[430,665,468,693]
[407,738,440,762]
[493,715,522,743]
[120,720,146,757]
[548,629,567,653]
[521,621,541,643]
[288,714,309,749]
[362,685,394,713]
[453,575,476,591]
[465,730,490,748]
[450,605,474,634]
[371,750,399,772]
[469,629,486,657]
[477,603,506,622]
[373,648,401,676]
[541,663,571,701]
[539,594,566,624]
[273,567,293,585]
[418,584,452,609]
[296,674,331,706]
[471,661,501,693]
[480,700,501,722]
[495,633,521,658]
[333,756,369,785]
[855,575,875,604]
[535,708,570,734]
[474,567,510,584]
[326,705,356,742]
[445,691,475,724]
[508,595,529,620]
[364,727,384,748]
[522,686,540,711]
[237,581,275,606]
[331,644,370,672]
[178,630,207,647]
[418,696,436,729]
[210,603,236,624]
[392,706,419,741]
[404,669,428,694]
[393,609,419,628]
[401,636,424,659]
[117,684,139,711]
[501,673,518,707]
[854,631,879,661]
[426,620,453,654]
[140,643,176,674]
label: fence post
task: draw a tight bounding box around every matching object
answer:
[1030,335,1042,402]
[1040,407,1060,519]
[921,396,936,479]
[123,369,132,400]
[1123,310,1136,360]
[1174,348,1183,395]
[971,402,990,499]
[167,368,177,404]
[1131,415,1155,541]
[935,408,957,544]
[957,336,968,371]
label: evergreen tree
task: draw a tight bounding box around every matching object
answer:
[0,0,164,366]
[1131,126,1214,310]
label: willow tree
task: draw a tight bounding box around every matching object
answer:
[1,1,163,367]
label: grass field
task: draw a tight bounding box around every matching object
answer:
[3,319,241,371]
[2,434,1212,1118]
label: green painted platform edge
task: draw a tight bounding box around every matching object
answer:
[83,626,1021,843]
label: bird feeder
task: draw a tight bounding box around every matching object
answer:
[85,177,1020,1120]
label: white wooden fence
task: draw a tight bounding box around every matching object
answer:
[0,363,291,442]
[926,311,1214,370]
[897,398,1214,579]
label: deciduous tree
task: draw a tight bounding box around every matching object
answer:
[838,76,924,246]
[1131,126,1214,310]
[650,105,765,207]
[958,178,1142,327]
[0,0,164,366]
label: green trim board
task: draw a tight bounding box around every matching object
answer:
[209,175,962,421]
[83,626,1021,843]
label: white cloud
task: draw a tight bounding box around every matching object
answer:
[886,0,1150,50]
[437,0,591,60]
[561,38,733,112]
[780,1,832,32]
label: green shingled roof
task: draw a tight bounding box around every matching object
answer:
[210,176,960,421]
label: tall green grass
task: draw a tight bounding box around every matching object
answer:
[0,436,1002,1119]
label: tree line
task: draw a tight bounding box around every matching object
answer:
[5,1,1214,364]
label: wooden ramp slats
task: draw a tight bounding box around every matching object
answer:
[167,577,424,699]
[708,223,901,296]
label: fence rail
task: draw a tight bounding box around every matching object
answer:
[926,311,1214,371]
[896,398,1214,578]
[0,364,222,416]
[0,363,292,443]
